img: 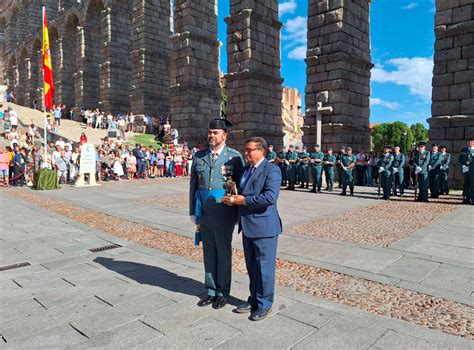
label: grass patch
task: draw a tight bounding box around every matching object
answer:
[126,134,162,148]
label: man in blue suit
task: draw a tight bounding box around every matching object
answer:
[223,137,282,321]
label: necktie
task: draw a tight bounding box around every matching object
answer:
[250,166,255,176]
[212,152,218,163]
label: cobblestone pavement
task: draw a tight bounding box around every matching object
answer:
[1,191,473,349]
[6,187,474,341]
[288,197,460,247]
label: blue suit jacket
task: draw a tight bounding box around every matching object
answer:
[239,158,282,238]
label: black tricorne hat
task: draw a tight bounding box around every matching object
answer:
[208,118,233,130]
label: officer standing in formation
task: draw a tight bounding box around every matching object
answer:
[378,145,394,200]
[336,146,346,188]
[266,144,276,164]
[310,144,324,193]
[323,147,336,191]
[338,146,356,196]
[298,146,310,189]
[285,144,298,190]
[277,145,287,187]
[413,141,431,202]
[439,145,451,195]
[459,138,474,205]
[392,146,405,197]
[428,144,443,198]
[189,118,244,309]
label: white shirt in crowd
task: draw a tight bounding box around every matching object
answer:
[56,139,66,149]
[9,111,18,126]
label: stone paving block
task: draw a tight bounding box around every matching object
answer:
[0,263,48,281]
[138,316,240,349]
[218,314,316,349]
[0,297,110,341]
[278,302,338,328]
[7,323,88,348]
[379,256,440,283]
[69,293,175,337]
[292,315,387,349]
[420,263,473,296]
[369,329,444,350]
[340,248,403,273]
[0,297,46,323]
[403,240,474,264]
[78,320,163,349]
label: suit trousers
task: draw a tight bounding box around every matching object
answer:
[242,234,278,311]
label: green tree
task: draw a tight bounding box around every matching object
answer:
[372,121,415,153]
[220,85,227,119]
[410,123,428,146]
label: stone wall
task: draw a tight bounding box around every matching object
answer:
[304,0,372,152]
[170,0,221,144]
[226,0,284,150]
[429,0,474,185]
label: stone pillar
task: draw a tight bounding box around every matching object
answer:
[131,0,172,116]
[54,37,66,105]
[23,57,32,107]
[304,0,372,151]
[170,0,221,144]
[225,0,284,150]
[429,0,474,186]
[74,26,86,108]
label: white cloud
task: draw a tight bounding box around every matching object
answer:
[279,0,297,17]
[288,46,306,60]
[282,15,307,60]
[370,98,401,110]
[372,57,433,101]
[402,2,419,10]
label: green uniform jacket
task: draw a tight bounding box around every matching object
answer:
[340,154,356,171]
[458,148,474,171]
[392,153,405,172]
[299,152,310,165]
[310,151,324,167]
[440,152,451,171]
[266,151,277,163]
[429,152,442,171]
[323,154,337,169]
[286,150,299,163]
[413,150,431,174]
[189,145,244,218]
[377,153,394,176]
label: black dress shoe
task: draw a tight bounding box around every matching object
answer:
[249,308,272,321]
[197,296,215,307]
[339,192,346,196]
[233,302,253,314]
[212,296,227,309]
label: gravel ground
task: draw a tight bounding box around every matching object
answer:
[288,195,461,247]
[8,188,474,339]
[143,193,189,209]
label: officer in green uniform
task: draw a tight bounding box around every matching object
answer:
[310,144,324,192]
[189,118,244,309]
[336,146,346,188]
[294,146,301,185]
[439,145,451,195]
[277,145,287,187]
[286,144,298,190]
[338,146,356,196]
[323,147,336,191]
[377,145,394,200]
[459,139,474,204]
[413,141,431,202]
[298,146,310,189]
[266,144,277,163]
[392,146,405,196]
[428,144,443,198]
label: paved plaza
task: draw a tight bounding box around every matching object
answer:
[0,179,473,348]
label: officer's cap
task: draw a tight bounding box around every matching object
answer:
[346,147,352,151]
[314,144,320,147]
[440,145,447,149]
[383,145,391,149]
[302,145,307,149]
[328,147,333,151]
[269,144,274,148]
[295,146,300,150]
[208,118,233,130]
[280,145,286,149]
[289,144,294,148]
[431,143,439,147]
[340,146,346,149]
[417,141,427,146]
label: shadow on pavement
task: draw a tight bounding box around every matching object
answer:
[93,257,243,306]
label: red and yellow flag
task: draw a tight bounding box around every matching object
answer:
[42,7,54,111]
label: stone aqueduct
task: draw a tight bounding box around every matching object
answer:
[0,0,473,183]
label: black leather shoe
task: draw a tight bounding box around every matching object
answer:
[233,302,253,314]
[339,192,346,196]
[197,296,215,307]
[212,296,227,309]
[249,308,272,321]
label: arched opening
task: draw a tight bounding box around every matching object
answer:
[30,38,42,109]
[61,14,79,109]
[17,47,28,105]
[6,55,16,93]
[59,0,77,12]
[83,0,105,108]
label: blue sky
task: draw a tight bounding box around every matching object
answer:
[217,0,435,126]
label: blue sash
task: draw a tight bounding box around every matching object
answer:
[194,189,226,246]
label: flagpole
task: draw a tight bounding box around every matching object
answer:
[42,6,48,165]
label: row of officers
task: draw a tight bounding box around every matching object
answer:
[265,140,474,204]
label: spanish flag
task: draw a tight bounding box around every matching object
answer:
[42,6,54,111]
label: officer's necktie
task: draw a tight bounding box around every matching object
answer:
[212,152,218,163]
